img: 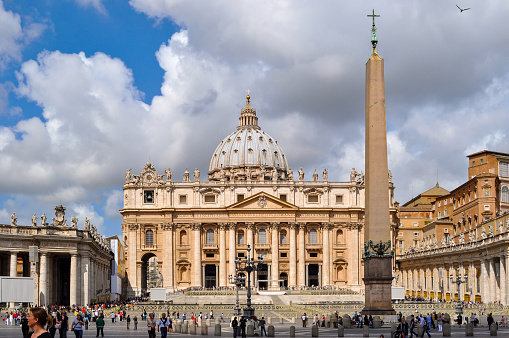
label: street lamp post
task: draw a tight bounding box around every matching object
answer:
[228,273,245,316]
[450,267,468,315]
[235,244,263,319]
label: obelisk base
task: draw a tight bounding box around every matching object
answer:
[362,256,395,315]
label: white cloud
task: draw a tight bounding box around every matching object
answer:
[104,189,123,219]
[74,0,107,15]
[69,202,104,232]
[0,0,46,70]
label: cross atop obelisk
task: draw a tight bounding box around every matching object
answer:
[367,9,380,52]
[362,10,395,316]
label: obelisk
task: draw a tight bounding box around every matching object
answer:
[362,10,395,315]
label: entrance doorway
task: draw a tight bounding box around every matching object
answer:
[55,256,70,305]
[279,272,288,288]
[140,253,158,296]
[257,264,268,290]
[204,264,217,288]
[308,264,319,287]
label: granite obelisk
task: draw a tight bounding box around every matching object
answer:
[362,10,395,315]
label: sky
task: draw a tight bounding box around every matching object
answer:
[0,0,508,237]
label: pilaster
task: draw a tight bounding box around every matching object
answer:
[219,223,227,287]
[289,222,297,287]
[298,223,306,287]
[270,222,279,289]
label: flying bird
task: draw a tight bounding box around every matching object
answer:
[456,4,470,12]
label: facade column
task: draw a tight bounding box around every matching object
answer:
[289,222,297,287]
[70,254,78,306]
[246,223,254,248]
[350,223,360,285]
[228,223,236,279]
[162,223,174,290]
[9,252,17,277]
[433,266,438,301]
[192,223,202,287]
[322,223,330,286]
[500,255,507,305]
[127,224,139,295]
[219,223,227,287]
[39,253,48,306]
[459,263,465,301]
[270,222,279,289]
[90,259,95,302]
[81,255,90,305]
[298,223,306,287]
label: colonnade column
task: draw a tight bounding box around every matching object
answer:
[9,252,17,308]
[322,223,330,286]
[228,223,236,279]
[192,223,202,287]
[350,223,360,285]
[270,222,279,289]
[489,258,497,304]
[81,255,90,305]
[501,255,507,305]
[219,223,227,287]
[298,223,306,287]
[39,253,48,306]
[468,262,474,300]
[70,254,78,306]
[481,259,489,303]
[289,222,297,287]
[127,224,139,294]
[163,223,174,290]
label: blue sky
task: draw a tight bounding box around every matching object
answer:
[1,0,509,238]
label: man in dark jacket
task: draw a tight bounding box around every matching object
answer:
[231,317,238,338]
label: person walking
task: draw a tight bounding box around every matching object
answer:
[21,313,30,338]
[239,316,247,338]
[231,316,238,338]
[84,315,89,330]
[437,314,443,332]
[420,316,431,338]
[95,315,105,337]
[27,308,54,338]
[59,311,68,338]
[302,313,308,327]
[409,315,418,338]
[157,313,169,338]
[147,313,156,338]
[71,314,84,338]
[127,315,131,329]
[258,317,267,337]
[134,315,138,330]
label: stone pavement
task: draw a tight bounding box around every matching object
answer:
[1,319,509,337]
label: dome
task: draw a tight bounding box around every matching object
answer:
[208,95,291,181]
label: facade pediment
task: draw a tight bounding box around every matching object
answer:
[227,192,298,210]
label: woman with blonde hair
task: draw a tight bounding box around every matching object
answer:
[27,307,53,338]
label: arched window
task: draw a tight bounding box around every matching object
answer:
[280,230,287,244]
[502,186,509,203]
[145,230,154,246]
[309,229,317,244]
[206,229,215,245]
[258,229,266,244]
[238,230,245,245]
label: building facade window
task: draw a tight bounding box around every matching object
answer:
[336,195,343,204]
[258,229,266,244]
[237,194,244,202]
[280,231,287,244]
[500,162,509,177]
[279,194,287,202]
[206,229,215,245]
[179,195,187,204]
[144,190,154,203]
[145,230,154,246]
[308,195,319,203]
[309,229,317,244]
[502,186,509,203]
[238,231,245,245]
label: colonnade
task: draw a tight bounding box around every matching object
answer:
[399,254,508,304]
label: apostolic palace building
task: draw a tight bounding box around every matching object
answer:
[121,95,397,297]
[395,150,509,304]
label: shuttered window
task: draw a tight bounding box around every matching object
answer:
[206,229,215,245]
[309,229,317,244]
[145,230,154,246]
[259,229,266,244]
[500,162,509,178]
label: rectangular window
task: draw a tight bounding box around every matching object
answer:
[144,190,154,203]
[500,162,509,177]
[237,194,244,202]
[484,205,490,210]
[280,233,287,244]
[413,222,419,227]
[308,195,319,203]
[280,252,287,258]
[206,253,214,258]
[438,201,441,207]
[480,159,484,165]
[336,195,343,204]
[204,195,216,203]
[444,210,447,216]
[309,230,318,244]
[438,211,441,218]
[279,194,287,202]
[399,241,403,248]
[310,252,318,258]
[179,195,187,204]
[444,199,447,205]
[238,233,244,245]
[238,252,245,257]
[472,161,475,167]
[258,229,266,244]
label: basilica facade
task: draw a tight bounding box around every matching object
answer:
[121,96,397,297]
